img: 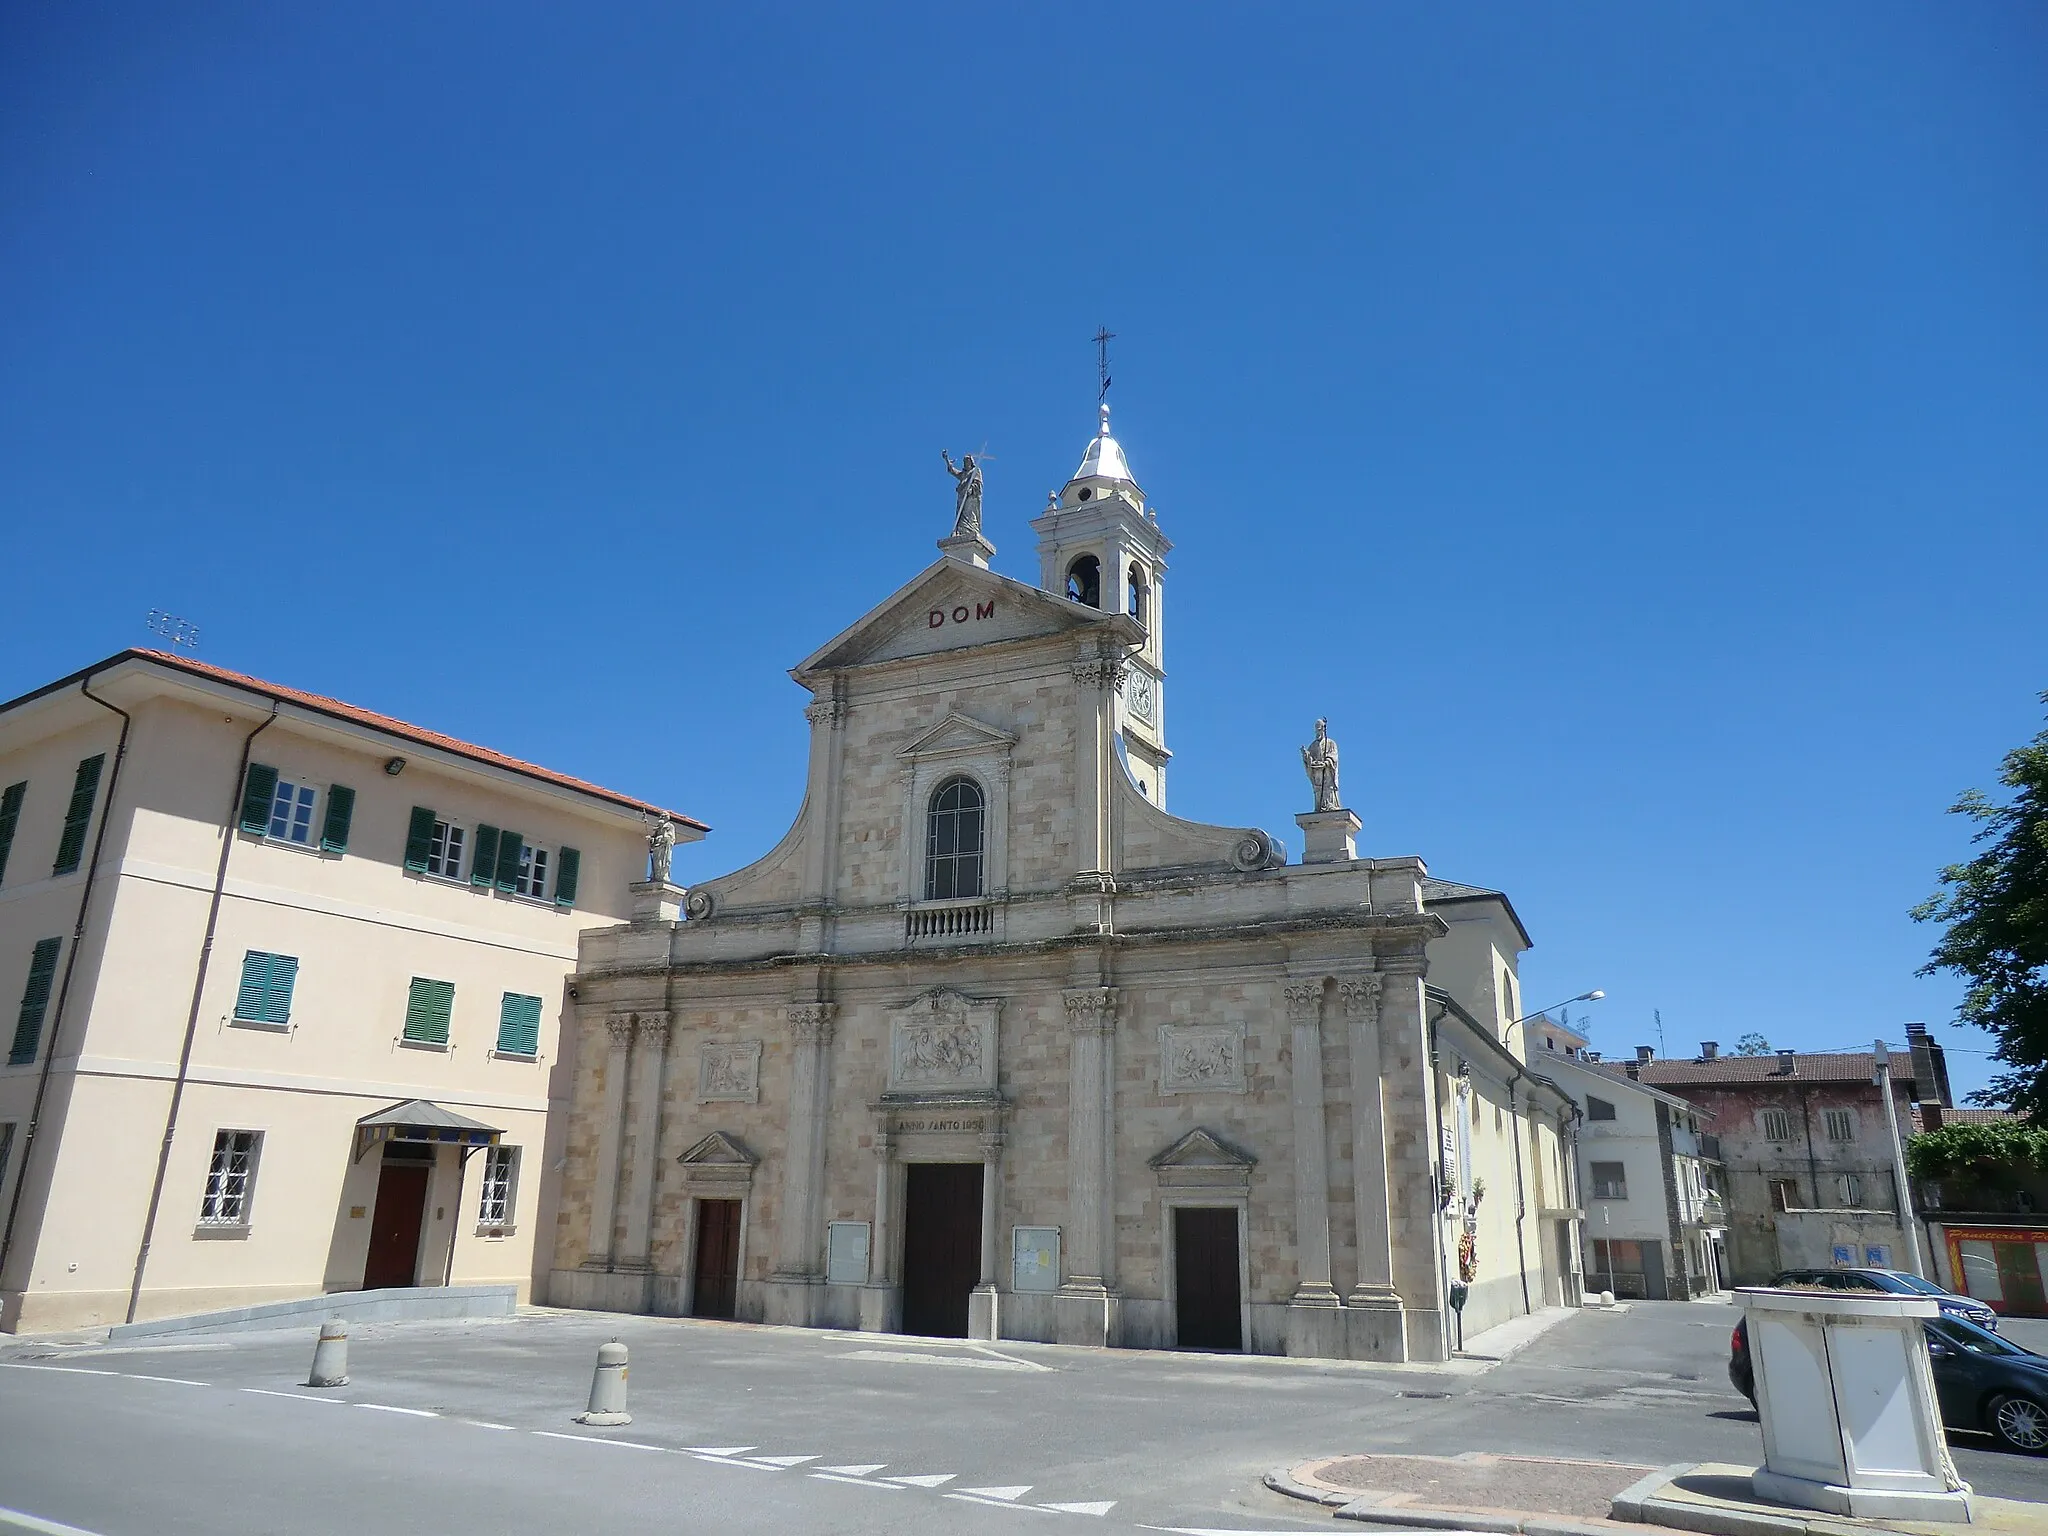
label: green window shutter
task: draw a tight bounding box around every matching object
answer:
[320,785,356,854]
[239,763,279,835]
[494,829,525,893]
[0,780,26,887]
[496,993,543,1056]
[267,954,299,1024]
[403,806,436,872]
[403,977,454,1044]
[553,847,580,909]
[471,825,500,887]
[10,937,63,1065]
[52,754,106,876]
[234,951,271,1020]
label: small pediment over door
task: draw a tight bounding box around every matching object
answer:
[676,1130,759,1191]
[1148,1128,1257,1191]
[898,713,1017,764]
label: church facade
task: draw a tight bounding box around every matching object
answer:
[549,408,1582,1361]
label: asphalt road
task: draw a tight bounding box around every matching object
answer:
[0,1301,2041,1535]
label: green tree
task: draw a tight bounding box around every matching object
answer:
[1732,1032,1771,1056]
[1914,694,2048,1118]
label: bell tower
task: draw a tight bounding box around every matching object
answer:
[1031,403,1173,805]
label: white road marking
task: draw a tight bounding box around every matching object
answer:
[821,1464,888,1475]
[810,1473,907,1489]
[965,1345,1055,1373]
[885,1473,957,1487]
[747,1454,820,1467]
[965,1487,1033,1500]
[835,1349,1039,1371]
[0,1505,109,1536]
[684,1445,756,1455]
[121,1374,209,1387]
[946,1493,1058,1514]
[354,1403,438,1417]
[689,1453,780,1470]
[532,1431,667,1452]
[1039,1502,1117,1517]
[0,1365,117,1377]
[241,1388,343,1404]
[465,1421,517,1431]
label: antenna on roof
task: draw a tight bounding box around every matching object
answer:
[146,610,200,654]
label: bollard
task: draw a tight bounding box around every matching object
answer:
[307,1318,349,1388]
[574,1339,631,1426]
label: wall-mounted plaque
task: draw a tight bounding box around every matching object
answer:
[887,989,999,1095]
[1012,1226,1060,1293]
[1158,1022,1247,1095]
[827,1221,871,1285]
[699,1040,762,1104]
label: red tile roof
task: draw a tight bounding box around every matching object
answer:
[11,649,706,829]
[1635,1052,1900,1087]
[1911,1106,2021,1132]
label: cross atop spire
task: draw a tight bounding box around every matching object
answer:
[1093,326,1115,402]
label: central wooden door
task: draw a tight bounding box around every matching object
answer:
[691,1199,743,1320]
[901,1163,983,1338]
[1173,1206,1242,1351]
[363,1162,429,1290]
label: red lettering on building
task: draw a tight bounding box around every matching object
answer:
[929,610,946,629]
[976,600,996,620]
[952,605,969,624]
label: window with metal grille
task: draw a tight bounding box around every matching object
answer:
[924,776,985,900]
[477,1146,519,1226]
[1591,1161,1628,1199]
[200,1130,261,1226]
[403,977,455,1045]
[426,820,466,879]
[1760,1108,1791,1142]
[1824,1108,1855,1142]
[1587,1095,1617,1121]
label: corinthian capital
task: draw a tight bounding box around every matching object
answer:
[1070,658,1127,692]
[636,1011,672,1049]
[1063,987,1118,1034]
[1338,976,1383,1019]
[785,1002,838,1046]
[1283,980,1326,1023]
[606,1015,637,1048]
[803,697,849,727]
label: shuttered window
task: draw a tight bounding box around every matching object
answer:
[52,754,105,875]
[554,847,580,909]
[239,763,280,835]
[493,829,525,893]
[9,937,63,1066]
[404,806,437,872]
[0,781,25,887]
[471,826,500,887]
[496,993,543,1057]
[319,785,355,854]
[233,951,299,1026]
[403,977,455,1045]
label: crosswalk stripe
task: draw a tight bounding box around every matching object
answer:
[810,1473,906,1489]
[945,1493,1058,1514]
[748,1455,819,1467]
[683,1446,755,1455]
[1041,1502,1117,1517]
[885,1473,957,1487]
[820,1464,887,1475]
[965,1487,1033,1500]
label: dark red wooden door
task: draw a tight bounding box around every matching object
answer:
[364,1163,429,1290]
[901,1163,983,1338]
[692,1199,743,1320]
[1173,1207,1242,1350]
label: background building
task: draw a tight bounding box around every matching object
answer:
[0,650,699,1330]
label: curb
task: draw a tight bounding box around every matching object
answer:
[1265,1465,1689,1536]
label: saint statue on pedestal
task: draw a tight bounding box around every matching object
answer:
[941,450,983,538]
[1301,718,1341,812]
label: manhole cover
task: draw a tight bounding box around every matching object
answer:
[1400,1390,1452,1399]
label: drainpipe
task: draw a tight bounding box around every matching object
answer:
[0,674,134,1294]
[125,701,278,1323]
[1508,1061,1530,1315]
[1799,1089,1820,1209]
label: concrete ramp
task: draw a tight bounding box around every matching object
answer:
[107,1284,518,1341]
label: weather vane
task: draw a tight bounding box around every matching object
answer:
[1093,326,1115,402]
[146,610,200,654]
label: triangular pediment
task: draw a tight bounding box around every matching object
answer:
[898,713,1016,762]
[794,559,1138,677]
[1148,1127,1257,1170]
[677,1131,758,1167]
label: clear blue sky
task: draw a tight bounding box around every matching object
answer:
[4,6,2043,1095]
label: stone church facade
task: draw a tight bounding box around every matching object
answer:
[550,408,1581,1361]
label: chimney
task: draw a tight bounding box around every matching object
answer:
[1624,1060,1640,1081]
[1775,1048,1796,1076]
[1701,1041,1719,1060]
[1635,1045,1655,1062]
[1585,1051,1602,1062]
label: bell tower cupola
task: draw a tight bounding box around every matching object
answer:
[1031,402,1174,805]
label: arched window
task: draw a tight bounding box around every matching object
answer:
[924,776,985,900]
[1127,562,1147,620]
[1065,555,1101,609]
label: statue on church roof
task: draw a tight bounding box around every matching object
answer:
[647,816,676,885]
[1301,718,1342,812]
[941,450,983,539]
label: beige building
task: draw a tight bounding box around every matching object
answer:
[0,650,700,1331]
[553,407,1578,1361]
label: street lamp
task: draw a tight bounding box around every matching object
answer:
[1506,989,1605,1036]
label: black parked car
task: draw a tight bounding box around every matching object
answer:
[1729,1313,2048,1454]
[1772,1268,1999,1331]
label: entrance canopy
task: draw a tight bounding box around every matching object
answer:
[353,1099,503,1163]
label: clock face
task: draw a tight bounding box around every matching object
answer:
[1127,670,1157,725]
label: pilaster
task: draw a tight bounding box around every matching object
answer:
[1380,953,1449,1362]
[968,1129,1005,1342]
[616,1012,672,1271]
[1056,985,1120,1347]
[1285,979,1341,1319]
[582,1014,636,1269]
[767,1000,837,1327]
